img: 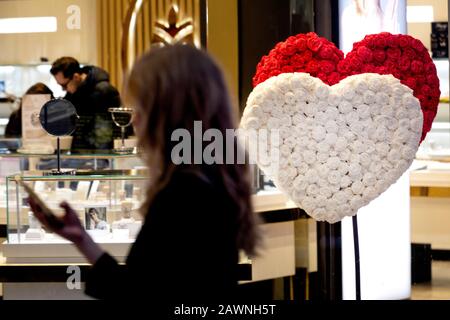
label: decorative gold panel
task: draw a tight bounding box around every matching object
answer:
[97,0,204,91]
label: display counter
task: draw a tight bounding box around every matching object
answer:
[0,171,299,299]
[410,160,450,250]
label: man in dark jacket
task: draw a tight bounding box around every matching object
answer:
[50,57,121,150]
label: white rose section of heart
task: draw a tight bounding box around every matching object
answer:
[240,73,423,223]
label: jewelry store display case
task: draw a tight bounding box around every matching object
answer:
[5,170,148,248]
[0,166,300,299]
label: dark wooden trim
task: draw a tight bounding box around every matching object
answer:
[432,249,450,261]
[0,225,6,238]
[259,208,304,224]
[0,263,252,283]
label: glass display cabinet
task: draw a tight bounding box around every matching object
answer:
[5,170,148,245]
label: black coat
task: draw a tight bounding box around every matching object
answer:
[64,66,121,150]
[85,168,240,301]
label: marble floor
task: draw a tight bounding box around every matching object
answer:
[411,261,450,300]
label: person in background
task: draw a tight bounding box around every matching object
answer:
[50,57,123,150]
[5,83,54,138]
[29,45,260,302]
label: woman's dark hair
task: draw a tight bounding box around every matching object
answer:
[25,82,54,97]
[50,57,81,78]
[125,45,259,256]
[5,83,54,138]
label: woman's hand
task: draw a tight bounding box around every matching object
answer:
[28,198,86,244]
[28,198,105,264]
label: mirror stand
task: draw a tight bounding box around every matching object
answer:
[43,137,77,176]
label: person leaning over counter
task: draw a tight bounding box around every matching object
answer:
[50,57,121,150]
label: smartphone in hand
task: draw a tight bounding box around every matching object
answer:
[15,177,64,230]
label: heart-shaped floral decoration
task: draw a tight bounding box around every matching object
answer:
[241,73,423,223]
[253,32,439,142]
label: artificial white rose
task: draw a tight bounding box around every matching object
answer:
[312,126,326,142]
[351,181,364,194]
[340,175,352,188]
[375,91,389,105]
[338,100,353,114]
[327,170,342,185]
[315,111,328,124]
[327,92,341,107]
[340,149,352,161]
[334,137,348,152]
[316,85,330,99]
[325,133,338,146]
[410,118,422,132]
[244,117,261,130]
[355,80,368,94]
[348,163,362,177]
[320,187,333,199]
[305,169,319,183]
[297,163,309,175]
[316,152,329,164]
[345,111,360,125]
[362,172,376,186]
[306,184,319,196]
[363,90,376,104]
[358,104,371,119]
[317,141,331,153]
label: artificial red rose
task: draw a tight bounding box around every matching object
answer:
[387,47,402,60]
[376,66,390,74]
[301,50,313,62]
[392,70,403,79]
[295,38,307,51]
[411,38,426,53]
[362,65,376,73]
[420,84,432,96]
[282,65,295,73]
[319,60,335,74]
[398,36,410,48]
[387,35,400,47]
[403,77,417,90]
[426,74,439,87]
[319,45,334,59]
[424,62,437,74]
[337,60,350,74]
[398,56,411,72]
[307,36,323,52]
[306,60,319,73]
[317,72,327,81]
[411,60,424,74]
[356,46,373,62]
[385,60,397,71]
[327,72,341,85]
[348,57,363,70]
[402,47,417,60]
[291,55,305,67]
[373,49,386,63]
[373,35,387,48]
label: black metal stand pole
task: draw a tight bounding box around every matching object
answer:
[317,221,342,300]
[57,137,61,173]
[352,215,361,300]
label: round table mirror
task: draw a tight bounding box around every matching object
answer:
[39,99,78,136]
[39,99,79,175]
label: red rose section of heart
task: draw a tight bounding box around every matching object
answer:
[253,32,440,142]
